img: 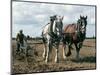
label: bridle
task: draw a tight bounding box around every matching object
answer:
[77,18,87,33]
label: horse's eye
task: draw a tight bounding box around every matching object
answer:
[79,21,81,24]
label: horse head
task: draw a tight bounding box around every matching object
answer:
[77,15,87,34]
[50,15,57,22]
[53,15,64,37]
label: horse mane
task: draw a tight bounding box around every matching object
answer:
[64,23,77,33]
[41,23,50,29]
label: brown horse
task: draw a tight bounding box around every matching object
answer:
[62,15,87,60]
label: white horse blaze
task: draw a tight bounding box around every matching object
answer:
[53,20,56,33]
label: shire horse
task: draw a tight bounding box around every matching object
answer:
[62,15,87,60]
[42,15,63,63]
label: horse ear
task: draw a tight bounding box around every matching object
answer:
[62,16,64,20]
[80,15,82,18]
[85,16,87,19]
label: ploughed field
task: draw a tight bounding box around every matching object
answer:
[12,39,96,74]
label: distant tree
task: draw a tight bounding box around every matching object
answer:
[93,35,96,39]
[12,37,16,40]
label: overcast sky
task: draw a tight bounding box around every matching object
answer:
[12,1,96,37]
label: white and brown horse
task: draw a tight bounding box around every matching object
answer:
[42,15,64,63]
[62,16,87,60]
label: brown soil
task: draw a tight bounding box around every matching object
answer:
[11,39,96,74]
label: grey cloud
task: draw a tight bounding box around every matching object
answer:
[12,1,96,37]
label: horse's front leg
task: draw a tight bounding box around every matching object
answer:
[62,43,67,59]
[43,43,46,59]
[55,43,59,63]
[74,43,80,59]
[45,41,51,63]
[66,43,72,57]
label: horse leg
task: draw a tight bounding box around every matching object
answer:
[43,43,46,59]
[45,41,51,63]
[55,45,59,63]
[74,43,80,59]
[66,44,72,56]
[78,42,83,48]
[62,43,67,59]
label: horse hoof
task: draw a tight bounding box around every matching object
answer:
[66,52,71,57]
[55,60,57,63]
[45,61,47,63]
[55,60,59,63]
[63,56,67,60]
[55,59,59,63]
[43,55,45,59]
[45,59,48,63]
